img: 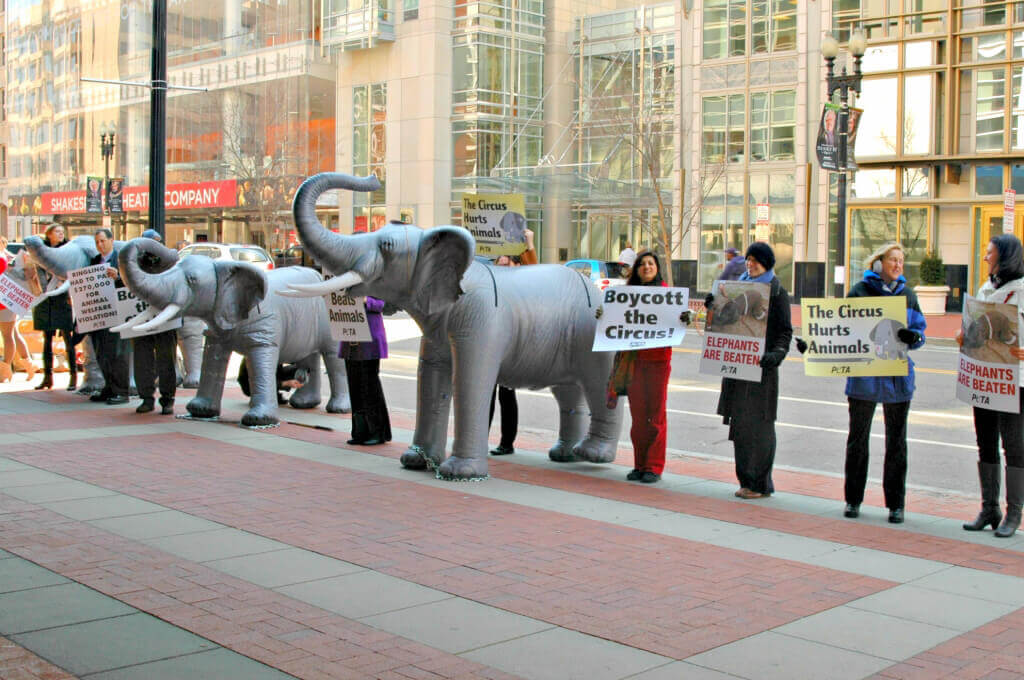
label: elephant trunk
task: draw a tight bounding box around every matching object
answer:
[292,172,381,273]
[23,235,93,278]
[118,238,182,309]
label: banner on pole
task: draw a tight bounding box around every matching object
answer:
[800,297,909,377]
[700,281,771,382]
[85,177,103,213]
[957,294,1021,413]
[592,285,688,352]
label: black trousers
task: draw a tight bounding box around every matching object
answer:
[845,397,911,509]
[974,392,1024,467]
[90,328,130,397]
[132,330,177,405]
[345,359,391,441]
[41,329,75,375]
[488,385,518,448]
[728,415,776,494]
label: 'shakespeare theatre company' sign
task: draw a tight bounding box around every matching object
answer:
[10,179,239,216]
[799,297,909,377]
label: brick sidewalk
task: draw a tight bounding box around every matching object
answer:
[1,386,1022,679]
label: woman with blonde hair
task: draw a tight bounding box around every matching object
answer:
[843,242,926,524]
[0,236,38,382]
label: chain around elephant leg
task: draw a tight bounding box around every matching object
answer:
[434,453,490,482]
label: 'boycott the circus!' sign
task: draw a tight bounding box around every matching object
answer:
[592,286,689,352]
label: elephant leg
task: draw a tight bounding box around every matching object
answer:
[241,345,281,427]
[402,334,452,470]
[573,355,624,464]
[548,384,588,463]
[79,336,106,393]
[322,351,351,414]
[436,345,500,480]
[177,317,204,388]
[186,341,232,419]
[289,354,322,410]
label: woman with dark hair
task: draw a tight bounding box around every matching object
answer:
[341,296,392,446]
[710,242,793,499]
[31,223,76,390]
[605,251,686,483]
[960,234,1024,538]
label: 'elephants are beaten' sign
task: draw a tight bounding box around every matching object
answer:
[592,285,688,352]
[700,281,771,383]
[0,273,36,317]
[800,297,909,377]
[957,295,1020,413]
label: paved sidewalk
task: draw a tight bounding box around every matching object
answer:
[1,381,1022,679]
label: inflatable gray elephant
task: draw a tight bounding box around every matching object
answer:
[115,238,350,427]
[279,172,624,480]
[23,234,119,394]
[870,318,910,360]
[177,316,205,388]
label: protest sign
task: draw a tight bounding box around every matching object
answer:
[957,295,1021,413]
[800,297,909,377]
[0,273,37,316]
[114,289,182,339]
[592,285,688,352]
[461,193,528,257]
[326,291,372,342]
[700,281,770,382]
[68,264,119,333]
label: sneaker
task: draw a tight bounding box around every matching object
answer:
[844,504,860,518]
[136,400,155,414]
[489,444,514,456]
[626,469,643,481]
[640,471,661,484]
[888,508,904,524]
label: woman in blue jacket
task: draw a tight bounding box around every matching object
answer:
[843,243,927,524]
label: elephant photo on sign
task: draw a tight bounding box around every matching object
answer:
[115,238,350,427]
[961,307,1019,365]
[279,172,624,481]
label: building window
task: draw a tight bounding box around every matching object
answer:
[850,207,929,287]
[702,89,795,164]
[403,0,418,21]
[0,146,6,178]
[703,0,795,61]
[352,82,387,231]
[975,164,1004,195]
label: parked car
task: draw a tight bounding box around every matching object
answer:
[565,259,629,290]
[178,243,274,271]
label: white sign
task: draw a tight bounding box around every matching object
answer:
[593,286,688,352]
[957,295,1021,413]
[68,265,120,333]
[755,203,771,241]
[0,273,37,316]
[1004,189,1016,234]
[699,281,771,382]
[326,292,372,342]
[115,290,183,339]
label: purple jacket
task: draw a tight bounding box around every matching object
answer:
[338,296,388,360]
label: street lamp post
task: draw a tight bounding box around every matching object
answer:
[99,123,115,217]
[822,30,866,298]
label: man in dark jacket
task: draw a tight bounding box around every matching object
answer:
[132,229,178,414]
[719,247,745,281]
[89,228,131,404]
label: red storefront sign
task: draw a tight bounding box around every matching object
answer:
[32,179,238,215]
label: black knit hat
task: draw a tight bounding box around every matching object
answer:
[745,242,775,271]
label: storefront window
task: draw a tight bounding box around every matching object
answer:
[903,74,932,154]
[976,164,1003,195]
[850,208,898,278]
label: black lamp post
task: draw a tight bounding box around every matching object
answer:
[99,123,115,215]
[822,29,866,297]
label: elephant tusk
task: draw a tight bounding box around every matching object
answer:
[111,306,157,333]
[274,271,364,298]
[133,303,181,332]
[44,280,71,298]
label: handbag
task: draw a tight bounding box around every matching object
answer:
[606,350,636,408]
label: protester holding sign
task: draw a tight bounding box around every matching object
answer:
[88,228,131,405]
[340,296,391,446]
[843,243,926,524]
[959,234,1024,538]
[29,224,74,390]
[0,236,39,384]
[131,229,178,415]
[603,251,689,484]
[711,242,792,500]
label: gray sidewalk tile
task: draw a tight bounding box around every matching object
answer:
[846,583,1018,631]
[0,549,13,559]
[805,545,948,583]
[276,571,451,619]
[461,627,670,680]
[911,566,1024,606]
[3,480,119,504]
[11,612,214,676]
[705,529,845,561]
[624,513,751,543]
[0,455,31,470]
[774,605,959,661]
[90,510,225,540]
[360,596,554,654]
[627,662,745,679]
[28,424,176,442]
[685,631,892,680]
[0,468,67,488]
[41,495,166,521]
[202,547,365,588]
[0,559,69,593]
[85,648,294,680]
[142,528,290,562]
[0,582,134,634]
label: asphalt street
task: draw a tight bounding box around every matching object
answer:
[378,327,979,498]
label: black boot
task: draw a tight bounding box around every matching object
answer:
[34,371,53,390]
[347,413,370,445]
[964,462,1002,531]
[995,466,1023,538]
[66,362,78,391]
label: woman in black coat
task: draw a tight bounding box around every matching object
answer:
[31,223,77,390]
[712,242,793,499]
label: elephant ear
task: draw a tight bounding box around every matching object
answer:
[212,261,268,331]
[410,226,475,316]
